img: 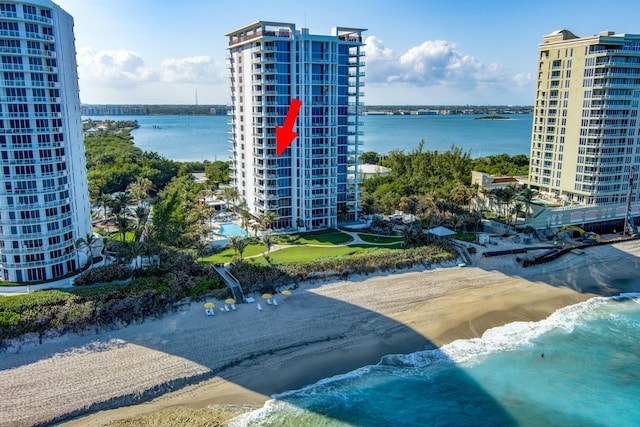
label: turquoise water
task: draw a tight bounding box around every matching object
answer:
[231,294,640,427]
[218,223,246,237]
[82,114,533,162]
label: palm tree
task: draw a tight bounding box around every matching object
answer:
[517,188,538,219]
[337,203,349,223]
[240,209,251,234]
[75,233,99,268]
[229,235,248,260]
[97,193,112,232]
[129,240,144,269]
[113,191,133,212]
[261,234,275,259]
[222,186,239,213]
[202,204,216,231]
[74,238,83,270]
[194,240,208,263]
[133,206,149,240]
[127,177,155,206]
[250,221,261,237]
[116,215,131,242]
[259,211,278,230]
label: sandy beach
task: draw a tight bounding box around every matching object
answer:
[1,239,639,427]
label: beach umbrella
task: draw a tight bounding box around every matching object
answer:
[262,293,273,305]
[225,298,237,311]
[204,302,215,316]
[281,290,291,296]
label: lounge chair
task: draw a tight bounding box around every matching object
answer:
[257,303,263,311]
[273,298,278,306]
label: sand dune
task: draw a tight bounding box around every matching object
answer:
[1,239,639,427]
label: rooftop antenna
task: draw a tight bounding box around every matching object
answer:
[195,88,198,106]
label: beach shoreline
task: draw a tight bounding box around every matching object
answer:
[1,239,639,427]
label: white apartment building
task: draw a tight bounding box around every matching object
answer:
[226,22,365,230]
[0,0,92,282]
[529,30,640,206]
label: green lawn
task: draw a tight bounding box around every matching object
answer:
[454,232,476,242]
[202,243,266,264]
[357,233,403,244]
[278,230,353,246]
[268,245,363,262]
[202,230,404,265]
[254,244,404,264]
[108,231,136,242]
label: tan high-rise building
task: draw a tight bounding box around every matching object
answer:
[529,30,640,206]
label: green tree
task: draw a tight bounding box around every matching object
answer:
[359,151,380,164]
[205,161,231,188]
[96,193,112,232]
[250,221,261,237]
[127,177,155,205]
[261,234,275,259]
[222,186,239,213]
[518,187,538,219]
[241,209,251,234]
[75,233,99,268]
[229,236,248,260]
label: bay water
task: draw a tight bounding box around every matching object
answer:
[82,114,533,162]
[231,293,640,427]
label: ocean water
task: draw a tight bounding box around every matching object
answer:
[82,114,533,162]
[230,294,640,427]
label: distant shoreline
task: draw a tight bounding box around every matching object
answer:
[475,115,510,120]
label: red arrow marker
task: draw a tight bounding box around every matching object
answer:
[276,98,301,157]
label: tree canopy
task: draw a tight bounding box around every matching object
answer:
[361,144,529,214]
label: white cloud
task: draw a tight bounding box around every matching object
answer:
[160,56,226,84]
[513,72,534,87]
[77,46,158,87]
[364,36,507,90]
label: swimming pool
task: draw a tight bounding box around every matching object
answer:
[531,199,560,207]
[218,223,247,236]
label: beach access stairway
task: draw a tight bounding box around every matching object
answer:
[213,265,245,303]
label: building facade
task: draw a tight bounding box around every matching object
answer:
[0,1,92,282]
[529,30,640,206]
[226,22,365,230]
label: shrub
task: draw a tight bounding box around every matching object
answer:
[73,264,133,286]
[229,243,457,292]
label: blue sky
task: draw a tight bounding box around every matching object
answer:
[54,0,640,105]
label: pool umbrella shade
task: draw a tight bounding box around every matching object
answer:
[281,290,291,296]
[262,293,273,305]
[225,298,237,311]
[204,302,215,316]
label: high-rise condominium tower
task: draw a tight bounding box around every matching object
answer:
[0,1,92,283]
[226,22,365,230]
[529,30,640,206]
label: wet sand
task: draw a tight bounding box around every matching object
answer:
[1,239,639,427]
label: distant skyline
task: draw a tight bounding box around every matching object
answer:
[55,0,639,106]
